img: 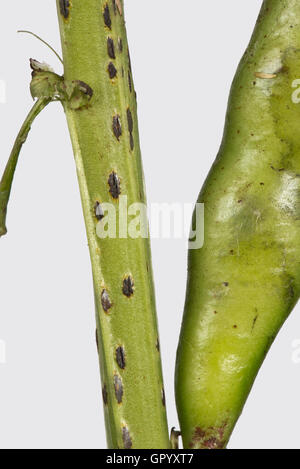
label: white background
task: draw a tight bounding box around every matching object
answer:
[0,0,300,449]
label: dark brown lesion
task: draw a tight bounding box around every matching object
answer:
[114,374,124,404]
[103,3,112,29]
[95,329,99,353]
[122,426,133,449]
[108,62,117,79]
[94,201,104,221]
[107,38,116,59]
[112,115,122,140]
[122,276,134,297]
[127,109,133,133]
[101,289,113,312]
[127,108,134,151]
[128,71,132,93]
[102,384,108,405]
[108,171,121,199]
[252,314,258,332]
[116,346,126,369]
[161,388,166,407]
[190,423,227,449]
[156,338,160,352]
[59,0,70,19]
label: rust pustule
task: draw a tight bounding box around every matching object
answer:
[108,171,121,199]
[101,289,112,312]
[116,346,126,369]
[161,388,166,407]
[129,134,134,151]
[128,50,132,72]
[127,108,133,133]
[114,374,123,404]
[156,338,160,352]
[76,80,93,98]
[107,38,116,59]
[102,384,108,405]
[112,115,122,140]
[95,329,99,353]
[94,201,104,221]
[128,71,132,93]
[59,0,70,19]
[252,315,258,331]
[108,62,117,79]
[122,276,134,297]
[118,38,123,52]
[122,426,133,449]
[103,4,112,29]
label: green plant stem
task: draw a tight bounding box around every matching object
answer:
[0,97,51,237]
[56,0,170,449]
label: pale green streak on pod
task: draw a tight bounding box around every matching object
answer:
[176,0,300,449]
[56,0,169,449]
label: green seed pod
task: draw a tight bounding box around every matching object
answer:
[56,0,169,449]
[176,0,300,449]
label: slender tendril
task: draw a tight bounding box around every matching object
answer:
[18,30,63,65]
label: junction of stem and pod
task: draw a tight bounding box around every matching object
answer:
[0,59,94,238]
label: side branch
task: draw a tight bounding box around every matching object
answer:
[0,97,51,237]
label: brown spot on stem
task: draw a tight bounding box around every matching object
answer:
[122,426,132,449]
[95,329,99,353]
[108,171,121,199]
[127,108,133,133]
[59,0,70,19]
[107,38,116,59]
[161,388,166,406]
[122,276,134,297]
[108,62,117,79]
[128,71,132,92]
[223,282,229,287]
[128,50,132,72]
[103,4,112,29]
[114,374,123,403]
[102,384,108,405]
[112,115,122,140]
[129,134,134,151]
[94,201,104,221]
[118,38,123,52]
[156,338,160,352]
[116,346,126,369]
[101,289,112,312]
[77,81,93,98]
[252,315,258,331]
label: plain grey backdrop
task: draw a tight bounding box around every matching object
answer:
[1,0,300,449]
